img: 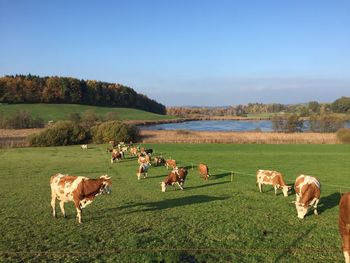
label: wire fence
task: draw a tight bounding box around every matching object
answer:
[0,247,343,255]
[152,150,350,192]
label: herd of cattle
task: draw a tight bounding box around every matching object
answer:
[50,141,350,262]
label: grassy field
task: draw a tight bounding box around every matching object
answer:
[0,103,175,122]
[1,144,349,262]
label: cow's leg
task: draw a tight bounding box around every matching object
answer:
[274,185,278,195]
[258,183,262,193]
[344,251,349,263]
[313,199,319,215]
[176,182,183,190]
[110,158,113,164]
[74,200,82,224]
[144,172,147,178]
[51,193,56,217]
[137,173,141,180]
[59,201,66,218]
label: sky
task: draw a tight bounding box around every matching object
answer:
[0,0,349,106]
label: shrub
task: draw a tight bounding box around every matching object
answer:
[27,121,89,146]
[271,114,303,132]
[336,128,350,144]
[91,121,139,144]
[0,111,44,129]
[309,114,345,132]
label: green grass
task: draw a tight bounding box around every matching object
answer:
[1,144,349,262]
[0,103,176,122]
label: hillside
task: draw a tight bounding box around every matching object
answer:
[0,74,166,114]
[0,103,175,122]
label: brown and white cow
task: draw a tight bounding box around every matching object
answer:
[198,163,210,180]
[161,167,188,192]
[339,192,350,263]
[130,147,138,156]
[165,159,177,170]
[294,175,321,219]
[137,163,152,180]
[111,149,123,163]
[138,154,150,164]
[256,169,291,197]
[154,156,166,166]
[50,174,112,224]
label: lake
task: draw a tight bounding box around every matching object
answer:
[141,120,350,132]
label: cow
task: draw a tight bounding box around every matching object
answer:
[339,192,350,263]
[130,147,138,156]
[198,163,210,180]
[144,149,153,155]
[294,175,321,219]
[165,159,177,170]
[50,173,112,224]
[161,167,188,192]
[138,154,150,164]
[256,169,291,197]
[137,163,152,180]
[80,144,88,150]
[111,149,123,163]
[154,156,166,166]
[109,140,117,147]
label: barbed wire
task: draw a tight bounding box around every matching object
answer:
[0,247,343,255]
[150,150,350,191]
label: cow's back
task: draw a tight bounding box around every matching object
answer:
[50,174,86,202]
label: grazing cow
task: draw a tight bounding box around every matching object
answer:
[256,170,291,197]
[137,163,152,180]
[198,163,210,180]
[154,156,166,166]
[144,149,153,155]
[50,174,112,224]
[109,140,117,147]
[294,175,321,219]
[165,159,177,170]
[80,144,88,150]
[138,154,150,164]
[130,147,138,156]
[161,167,188,192]
[111,149,123,163]
[339,192,350,263]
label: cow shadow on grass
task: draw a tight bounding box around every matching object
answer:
[118,195,230,214]
[211,172,231,180]
[184,181,230,190]
[317,192,341,215]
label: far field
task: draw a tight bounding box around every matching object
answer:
[0,103,175,122]
[1,144,349,262]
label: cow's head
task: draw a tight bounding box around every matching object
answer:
[282,186,292,197]
[99,175,112,194]
[161,182,166,192]
[294,202,308,219]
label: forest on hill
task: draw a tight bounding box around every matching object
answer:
[0,74,166,115]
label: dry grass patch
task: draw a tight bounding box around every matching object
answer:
[140,130,339,144]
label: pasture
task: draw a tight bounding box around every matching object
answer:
[0,103,174,122]
[1,144,349,262]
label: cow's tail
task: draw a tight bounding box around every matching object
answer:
[346,224,350,234]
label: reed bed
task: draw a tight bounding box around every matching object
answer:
[140,130,340,144]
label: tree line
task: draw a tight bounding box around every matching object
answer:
[167,97,350,117]
[0,74,166,115]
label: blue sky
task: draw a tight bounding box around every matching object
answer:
[1,0,349,106]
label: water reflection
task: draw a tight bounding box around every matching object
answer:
[142,120,350,132]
